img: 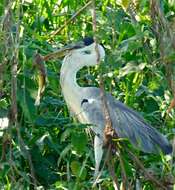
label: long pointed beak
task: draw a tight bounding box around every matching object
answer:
[43,41,85,61]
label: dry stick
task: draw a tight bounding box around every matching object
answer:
[0,0,13,161]
[50,1,92,37]
[14,2,38,187]
[0,0,13,91]
[0,0,14,30]
[91,1,119,190]
[127,148,167,190]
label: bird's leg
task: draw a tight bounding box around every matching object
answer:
[94,135,103,177]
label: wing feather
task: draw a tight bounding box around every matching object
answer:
[81,88,172,154]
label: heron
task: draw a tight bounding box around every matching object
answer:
[59,37,172,175]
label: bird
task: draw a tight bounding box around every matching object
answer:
[59,37,172,175]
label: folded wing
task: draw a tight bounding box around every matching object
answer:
[81,88,172,154]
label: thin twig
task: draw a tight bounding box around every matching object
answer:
[50,1,92,37]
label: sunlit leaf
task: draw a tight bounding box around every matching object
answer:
[119,62,146,77]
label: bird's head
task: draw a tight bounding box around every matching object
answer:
[57,37,105,67]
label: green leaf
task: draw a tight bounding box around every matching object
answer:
[71,131,87,153]
[17,88,36,122]
[0,98,8,109]
[35,116,69,126]
[42,96,64,106]
[55,181,68,190]
[57,144,72,167]
[70,161,87,180]
[119,62,146,77]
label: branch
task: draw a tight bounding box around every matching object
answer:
[9,1,38,187]
[127,148,167,190]
[50,1,92,38]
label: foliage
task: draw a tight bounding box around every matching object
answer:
[0,0,174,189]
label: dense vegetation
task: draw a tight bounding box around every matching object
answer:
[0,0,174,189]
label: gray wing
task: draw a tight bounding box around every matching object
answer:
[81,88,172,154]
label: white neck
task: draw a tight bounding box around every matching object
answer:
[60,54,82,90]
[60,53,84,110]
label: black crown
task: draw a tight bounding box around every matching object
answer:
[83,37,94,46]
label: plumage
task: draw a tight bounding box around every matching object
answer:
[60,40,172,175]
[81,87,172,154]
